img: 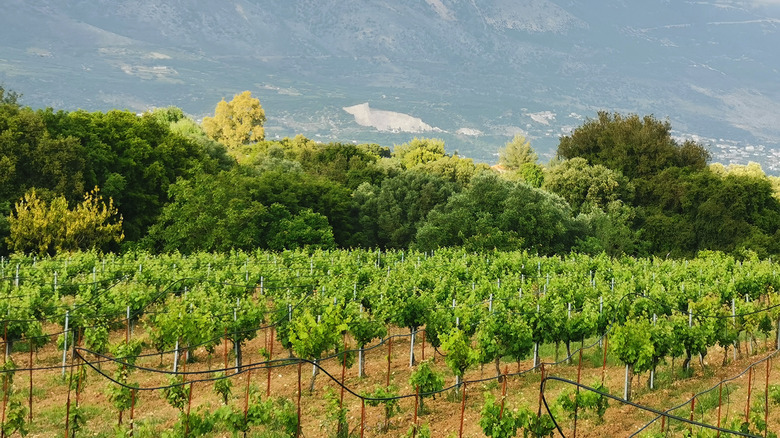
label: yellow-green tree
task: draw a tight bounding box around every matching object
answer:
[710,161,780,200]
[202,91,266,151]
[393,138,446,168]
[392,138,484,185]
[497,134,544,186]
[498,134,537,170]
[7,188,123,255]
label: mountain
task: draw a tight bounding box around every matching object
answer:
[2,0,779,170]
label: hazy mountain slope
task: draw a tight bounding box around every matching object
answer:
[1,0,779,169]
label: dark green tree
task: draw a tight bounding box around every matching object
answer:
[415,172,583,254]
[557,112,709,179]
[354,170,459,249]
[252,169,354,246]
[39,109,223,241]
[145,169,269,253]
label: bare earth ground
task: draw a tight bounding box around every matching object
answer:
[6,323,780,438]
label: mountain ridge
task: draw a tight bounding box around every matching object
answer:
[1,0,779,169]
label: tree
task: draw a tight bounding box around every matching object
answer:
[7,187,124,255]
[576,201,645,257]
[354,170,460,249]
[147,169,338,252]
[151,107,234,170]
[498,134,537,170]
[0,85,20,106]
[266,208,336,251]
[415,172,583,254]
[393,138,446,168]
[0,105,86,204]
[543,157,633,214]
[202,91,266,151]
[557,112,709,179]
[297,142,387,190]
[392,138,484,185]
[39,108,219,241]
[145,170,269,253]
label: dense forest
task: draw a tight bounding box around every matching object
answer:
[2,86,779,258]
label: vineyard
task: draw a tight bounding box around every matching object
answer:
[1,249,780,437]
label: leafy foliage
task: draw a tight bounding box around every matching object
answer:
[557,111,709,179]
[364,385,401,432]
[212,371,233,405]
[408,360,444,414]
[202,91,266,151]
[499,134,537,171]
[7,187,123,255]
[556,382,609,424]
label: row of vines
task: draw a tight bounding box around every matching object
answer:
[1,249,779,437]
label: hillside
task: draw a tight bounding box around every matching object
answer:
[1,0,779,167]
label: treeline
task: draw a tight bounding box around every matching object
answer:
[1,87,779,258]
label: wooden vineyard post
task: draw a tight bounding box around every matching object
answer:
[1,356,7,438]
[267,326,274,397]
[185,381,193,437]
[126,306,130,343]
[459,382,466,438]
[499,366,508,419]
[338,336,347,438]
[74,331,84,438]
[224,327,229,374]
[688,394,696,435]
[386,337,392,388]
[661,414,665,433]
[29,340,33,423]
[538,363,545,418]
[716,383,723,438]
[297,361,302,438]
[602,334,608,387]
[360,398,365,438]
[421,330,425,361]
[244,368,252,426]
[746,366,753,423]
[574,348,583,438]
[765,359,770,438]
[412,385,419,438]
[1,320,6,438]
[340,336,347,407]
[130,389,136,437]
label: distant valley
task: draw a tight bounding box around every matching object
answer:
[1,0,779,170]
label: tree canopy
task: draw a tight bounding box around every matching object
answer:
[7,188,123,255]
[1,87,778,259]
[499,134,537,170]
[202,91,266,152]
[414,172,582,254]
[557,111,709,179]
